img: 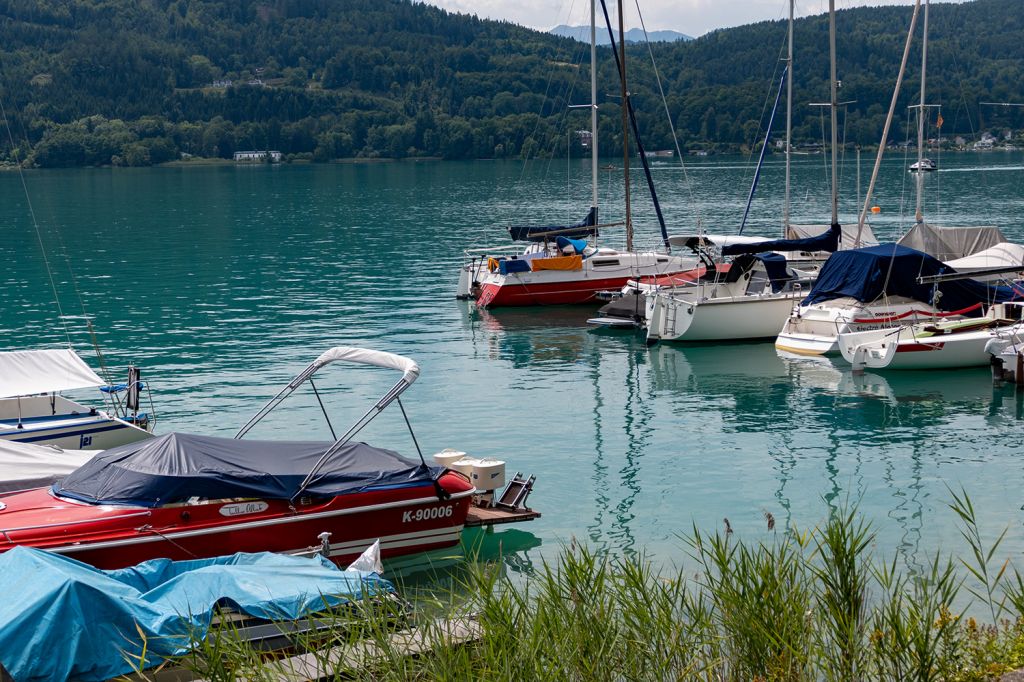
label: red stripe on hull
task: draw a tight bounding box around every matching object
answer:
[896,342,945,352]
[0,477,473,570]
[478,275,637,308]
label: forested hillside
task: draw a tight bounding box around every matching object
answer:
[0,0,1019,167]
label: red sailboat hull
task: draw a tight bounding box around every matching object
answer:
[0,473,474,569]
[478,274,638,307]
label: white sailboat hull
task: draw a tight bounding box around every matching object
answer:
[839,323,1024,371]
[647,292,799,342]
[0,395,151,450]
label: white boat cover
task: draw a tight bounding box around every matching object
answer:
[897,223,1007,261]
[787,223,879,250]
[667,234,770,248]
[0,349,105,399]
[311,347,420,385]
[0,440,94,493]
[946,242,1024,272]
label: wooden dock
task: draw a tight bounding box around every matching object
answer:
[271,616,482,681]
[465,504,541,527]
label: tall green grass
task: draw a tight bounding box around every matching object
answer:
[149,495,1024,681]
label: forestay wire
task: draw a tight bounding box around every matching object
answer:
[0,81,72,348]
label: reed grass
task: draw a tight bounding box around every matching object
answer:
[145,495,1024,681]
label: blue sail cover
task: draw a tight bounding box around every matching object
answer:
[801,244,1024,311]
[721,223,841,256]
[508,206,597,242]
[756,252,793,293]
[0,547,392,682]
[53,432,445,507]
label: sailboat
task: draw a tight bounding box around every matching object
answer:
[0,348,152,450]
[774,0,1016,356]
[644,0,843,344]
[455,0,694,308]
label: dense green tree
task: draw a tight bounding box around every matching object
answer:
[0,0,1020,166]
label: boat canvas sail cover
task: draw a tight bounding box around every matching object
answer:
[508,206,597,242]
[53,432,446,507]
[0,441,94,493]
[0,348,105,399]
[897,223,1007,261]
[802,244,1024,311]
[787,223,879,250]
[0,546,393,682]
[721,223,842,257]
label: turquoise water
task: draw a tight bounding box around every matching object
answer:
[3,152,1024,577]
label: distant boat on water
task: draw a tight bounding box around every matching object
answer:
[909,158,937,172]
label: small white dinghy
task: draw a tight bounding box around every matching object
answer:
[839,304,1024,371]
[0,349,152,450]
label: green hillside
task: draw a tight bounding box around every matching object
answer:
[0,0,1019,167]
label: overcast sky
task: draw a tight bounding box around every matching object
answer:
[420,0,968,37]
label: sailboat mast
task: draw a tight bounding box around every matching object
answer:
[915,0,930,224]
[590,0,599,222]
[784,0,793,236]
[829,0,839,227]
[618,0,632,251]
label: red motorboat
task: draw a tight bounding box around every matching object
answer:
[0,348,474,569]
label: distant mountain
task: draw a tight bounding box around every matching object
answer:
[550,24,692,44]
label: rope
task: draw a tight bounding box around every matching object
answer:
[0,73,72,347]
[632,0,702,232]
[309,378,337,440]
[136,524,200,559]
[396,396,426,466]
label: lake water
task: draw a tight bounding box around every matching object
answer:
[3,151,1024,579]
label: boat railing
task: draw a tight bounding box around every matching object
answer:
[462,245,522,257]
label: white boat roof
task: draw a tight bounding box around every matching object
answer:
[666,234,771,248]
[946,242,1024,271]
[0,440,95,493]
[0,349,106,399]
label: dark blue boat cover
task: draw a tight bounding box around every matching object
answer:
[757,252,793,293]
[721,223,841,256]
[53,432,445,507]
[0,547,392,682]
[498,257,531,275]
[802,244,1024,310]
[508,206,597,242]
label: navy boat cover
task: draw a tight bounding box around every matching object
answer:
[802,244,1024,310]
[756,252,793,293]
[508,206,597,242]
[721,223,841,257]
[0,547,392,682]
[53,432,445,507]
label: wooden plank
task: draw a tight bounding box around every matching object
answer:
[271,616,482,681]
[465,506,541,527]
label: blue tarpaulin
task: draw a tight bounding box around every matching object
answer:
[53,432,445,507]
[802,244,1024,311]
[0,547,393,682]
[508,207,597,242]
[498,258,531,275]
[721,223,841,257]
[555,236,588,255]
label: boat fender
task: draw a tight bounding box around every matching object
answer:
[433,479,452,501]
